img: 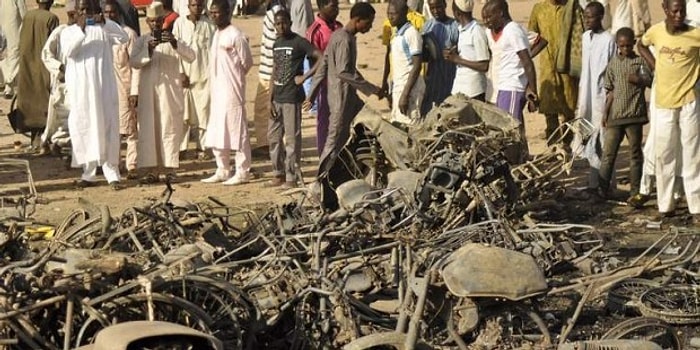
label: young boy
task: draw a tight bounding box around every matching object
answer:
[306,0,342,155]
[575,1,616,190]
[387,0,425,125]
[269,9,322,188]
[598,27,651,205]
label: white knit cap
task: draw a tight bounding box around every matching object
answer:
[454,0,474,12]
[146,1,165,18]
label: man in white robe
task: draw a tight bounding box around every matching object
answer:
[130,1,195,182]
[200,0,253,185]
[0,0,26,98]
[40,2,76,151]
[572,1,616,190]
[61,0,128,189]
[105,0,140,179]
[173,0,215,158]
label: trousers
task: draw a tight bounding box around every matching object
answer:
[268,102,302,182]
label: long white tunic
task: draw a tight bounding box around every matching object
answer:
[573,30,616,169]
[130,32,195,168]
[61,21,127,167]
[112,25,139,134]
[172,16,215,129]
[204,25,252,150]
[41,23,69,143]
[0,0,26,85]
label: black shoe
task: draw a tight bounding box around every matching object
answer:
[251,146,270,159]
[74,179,98,189]
[109,181,125,191]
[627,194,649,209]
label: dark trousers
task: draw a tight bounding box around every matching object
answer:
[599,123,644,195]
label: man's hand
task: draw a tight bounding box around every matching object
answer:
[374,85,385,100]
[628,72,644,85]
[180,73,190,88]
[77,12,87,31]
[161,31,177,48]
[294,75,305,86]
[148,39,159,56]
[442,47,457,63]
[270,100,278,119]
[380,83,390,107]
[94,13,104,24]
[302,99,313,112]
[399,92,409,115]
[128,95,138,109]
[526,87,539,112]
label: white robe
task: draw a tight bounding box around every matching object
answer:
[572,30,616,170]
[61,21,127,167]
[204,25,252,150]
[41,23,70,143]
[0,0,26,85]
[172,16,215,138]
[130,32,195,168]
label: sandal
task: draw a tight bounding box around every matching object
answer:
[126,170,139,180]
[109,181,125,191]
[139,173,159,185]
[74,179,97,189]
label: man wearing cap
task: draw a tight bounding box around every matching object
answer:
[60,0,129,189]
[130,1,196,184]
[40,0,77,152]
[104,0,140,179]
[444,0,489,101]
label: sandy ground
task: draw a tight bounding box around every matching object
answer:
[0,0,666,225]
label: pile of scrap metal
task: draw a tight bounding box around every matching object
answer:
[1,96,698,350]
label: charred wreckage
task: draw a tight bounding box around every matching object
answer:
[0,95,698,350]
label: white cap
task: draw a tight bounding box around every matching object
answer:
[454,0,474,12]
[146,1,165,18]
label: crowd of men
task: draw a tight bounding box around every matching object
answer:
[0,0,697,216]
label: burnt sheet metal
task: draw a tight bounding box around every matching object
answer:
[441,243,548,301]
[74,321,224,350]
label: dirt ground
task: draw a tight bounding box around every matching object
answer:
[0,0,667,226]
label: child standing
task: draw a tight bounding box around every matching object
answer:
[306,0,342,155]
[598,27,651,204]
[269,9,322,188]
[575,1,617,190]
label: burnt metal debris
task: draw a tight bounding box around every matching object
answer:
[0,95,698,349]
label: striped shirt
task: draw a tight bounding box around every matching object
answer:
[258,4,283,81]
[604,54,650,126]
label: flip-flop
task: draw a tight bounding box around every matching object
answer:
[74,179,97,189]
[109,182,125,191]
[139,173,159,185]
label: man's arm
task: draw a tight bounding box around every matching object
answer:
[529,37,547,58]
[637,41,655,71]
[41,27,63,76]
[517,49,538,100]
[129,35,152,68]
[399,54,422,114]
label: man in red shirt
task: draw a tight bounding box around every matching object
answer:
[306,0,341,155]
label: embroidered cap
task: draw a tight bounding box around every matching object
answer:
[146,1,165,18]
[454,0,474,12]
